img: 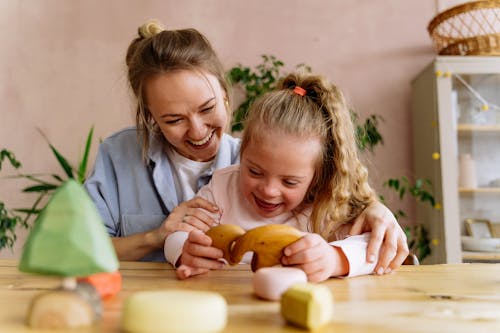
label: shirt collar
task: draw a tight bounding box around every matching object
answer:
[147,133,166,165]
[148,132,237,169]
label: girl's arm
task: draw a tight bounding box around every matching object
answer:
[329,233,377,277]
[281,233,346,282]
[176,230,225,279]
[164,181,225,272]
[281,233,376,282]
[349,201,409,275]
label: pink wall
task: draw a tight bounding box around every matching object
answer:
[0,0,469,258]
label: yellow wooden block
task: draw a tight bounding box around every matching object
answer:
[280,283,333,330]
[122,290,227,333]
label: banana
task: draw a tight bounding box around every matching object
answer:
[231,225,303,272]
[206,224,245,264]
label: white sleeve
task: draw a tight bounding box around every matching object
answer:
[164,182,217,266]
[164,231,189,266]
[196,182,223,221]
[197,182,215,202]
[329,233,376,277]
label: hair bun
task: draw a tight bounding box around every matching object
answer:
[138,19,165,38]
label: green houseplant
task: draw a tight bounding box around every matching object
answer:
[0,127,95,251]
[228,55,383,150]
[381,177,436,261]
[227,55,436,261]
[229,55,314,133]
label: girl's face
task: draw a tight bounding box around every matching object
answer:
[145,70,228,162]
[240,131,322,218]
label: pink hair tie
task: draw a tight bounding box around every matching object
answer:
[293,86,306,96]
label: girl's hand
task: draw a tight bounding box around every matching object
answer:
[349,201,409,275]
[152,197,220,249]
[281,233,348,282]
[176,230,224,280]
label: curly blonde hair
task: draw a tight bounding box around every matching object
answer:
[125,20,231,161]
[241,73,376,240]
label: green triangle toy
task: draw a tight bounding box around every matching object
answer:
[19,179,118,277]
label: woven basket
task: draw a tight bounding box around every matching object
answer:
[428,0,500,55]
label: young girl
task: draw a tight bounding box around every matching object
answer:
[165,72,382,282]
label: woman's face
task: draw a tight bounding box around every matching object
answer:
[239,131,322,218]
[145,70,228,162]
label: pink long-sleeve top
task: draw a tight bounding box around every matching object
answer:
[164,165,377,277]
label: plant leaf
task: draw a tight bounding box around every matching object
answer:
[22,184,58,192]
[77,126,94,183]
[20,192,47,226]
[0,149,22,170]
[13,208,43,215]
[52,174,64,182]
[49,143,74,179]
[37,128,74,179]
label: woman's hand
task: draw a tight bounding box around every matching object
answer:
[281,233,348,282]
[349,201,409,275]
[114,197,219,261]
[151,197,220,250]
[176,230,225,279]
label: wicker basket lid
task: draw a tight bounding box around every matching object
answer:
[428,0,500,55]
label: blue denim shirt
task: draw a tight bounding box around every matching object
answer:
[84,127,241,261]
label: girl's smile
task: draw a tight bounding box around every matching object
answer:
[240,131,322,218]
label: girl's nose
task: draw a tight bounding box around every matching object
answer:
[258,179,280,198]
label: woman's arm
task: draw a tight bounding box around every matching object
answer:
[85,131,224,261]
[111,231,165,261]
[112,197,220,261]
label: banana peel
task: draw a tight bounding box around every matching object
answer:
[206,224,303,272]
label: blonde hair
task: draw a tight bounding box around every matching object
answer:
[241,73,376,240]
[126,19,231,161]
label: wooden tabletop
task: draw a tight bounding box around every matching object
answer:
[1,259,499,332]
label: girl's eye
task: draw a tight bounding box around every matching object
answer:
[283,179,299,186]
[249,168,261,176]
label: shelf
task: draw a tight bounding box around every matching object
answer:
[462,251,500,262]
[412,57,500,264]
[457,124,500,132]
[459,187,500,194]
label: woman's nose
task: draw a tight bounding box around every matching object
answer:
[188,116,207,139]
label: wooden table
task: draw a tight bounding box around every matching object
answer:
[1,259,499,332]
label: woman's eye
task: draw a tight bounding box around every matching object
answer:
[283,179,299,186]
[201,105,215,113]
[165,119,182,125]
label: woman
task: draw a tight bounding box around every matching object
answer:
[84,20,408,274]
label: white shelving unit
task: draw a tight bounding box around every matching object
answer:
[411,56,500,264]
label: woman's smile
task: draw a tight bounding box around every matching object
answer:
[187,129,215,148]
[145,70,228,162]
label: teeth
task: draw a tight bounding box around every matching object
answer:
[255,195,280,208]
[190,130,214,146]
